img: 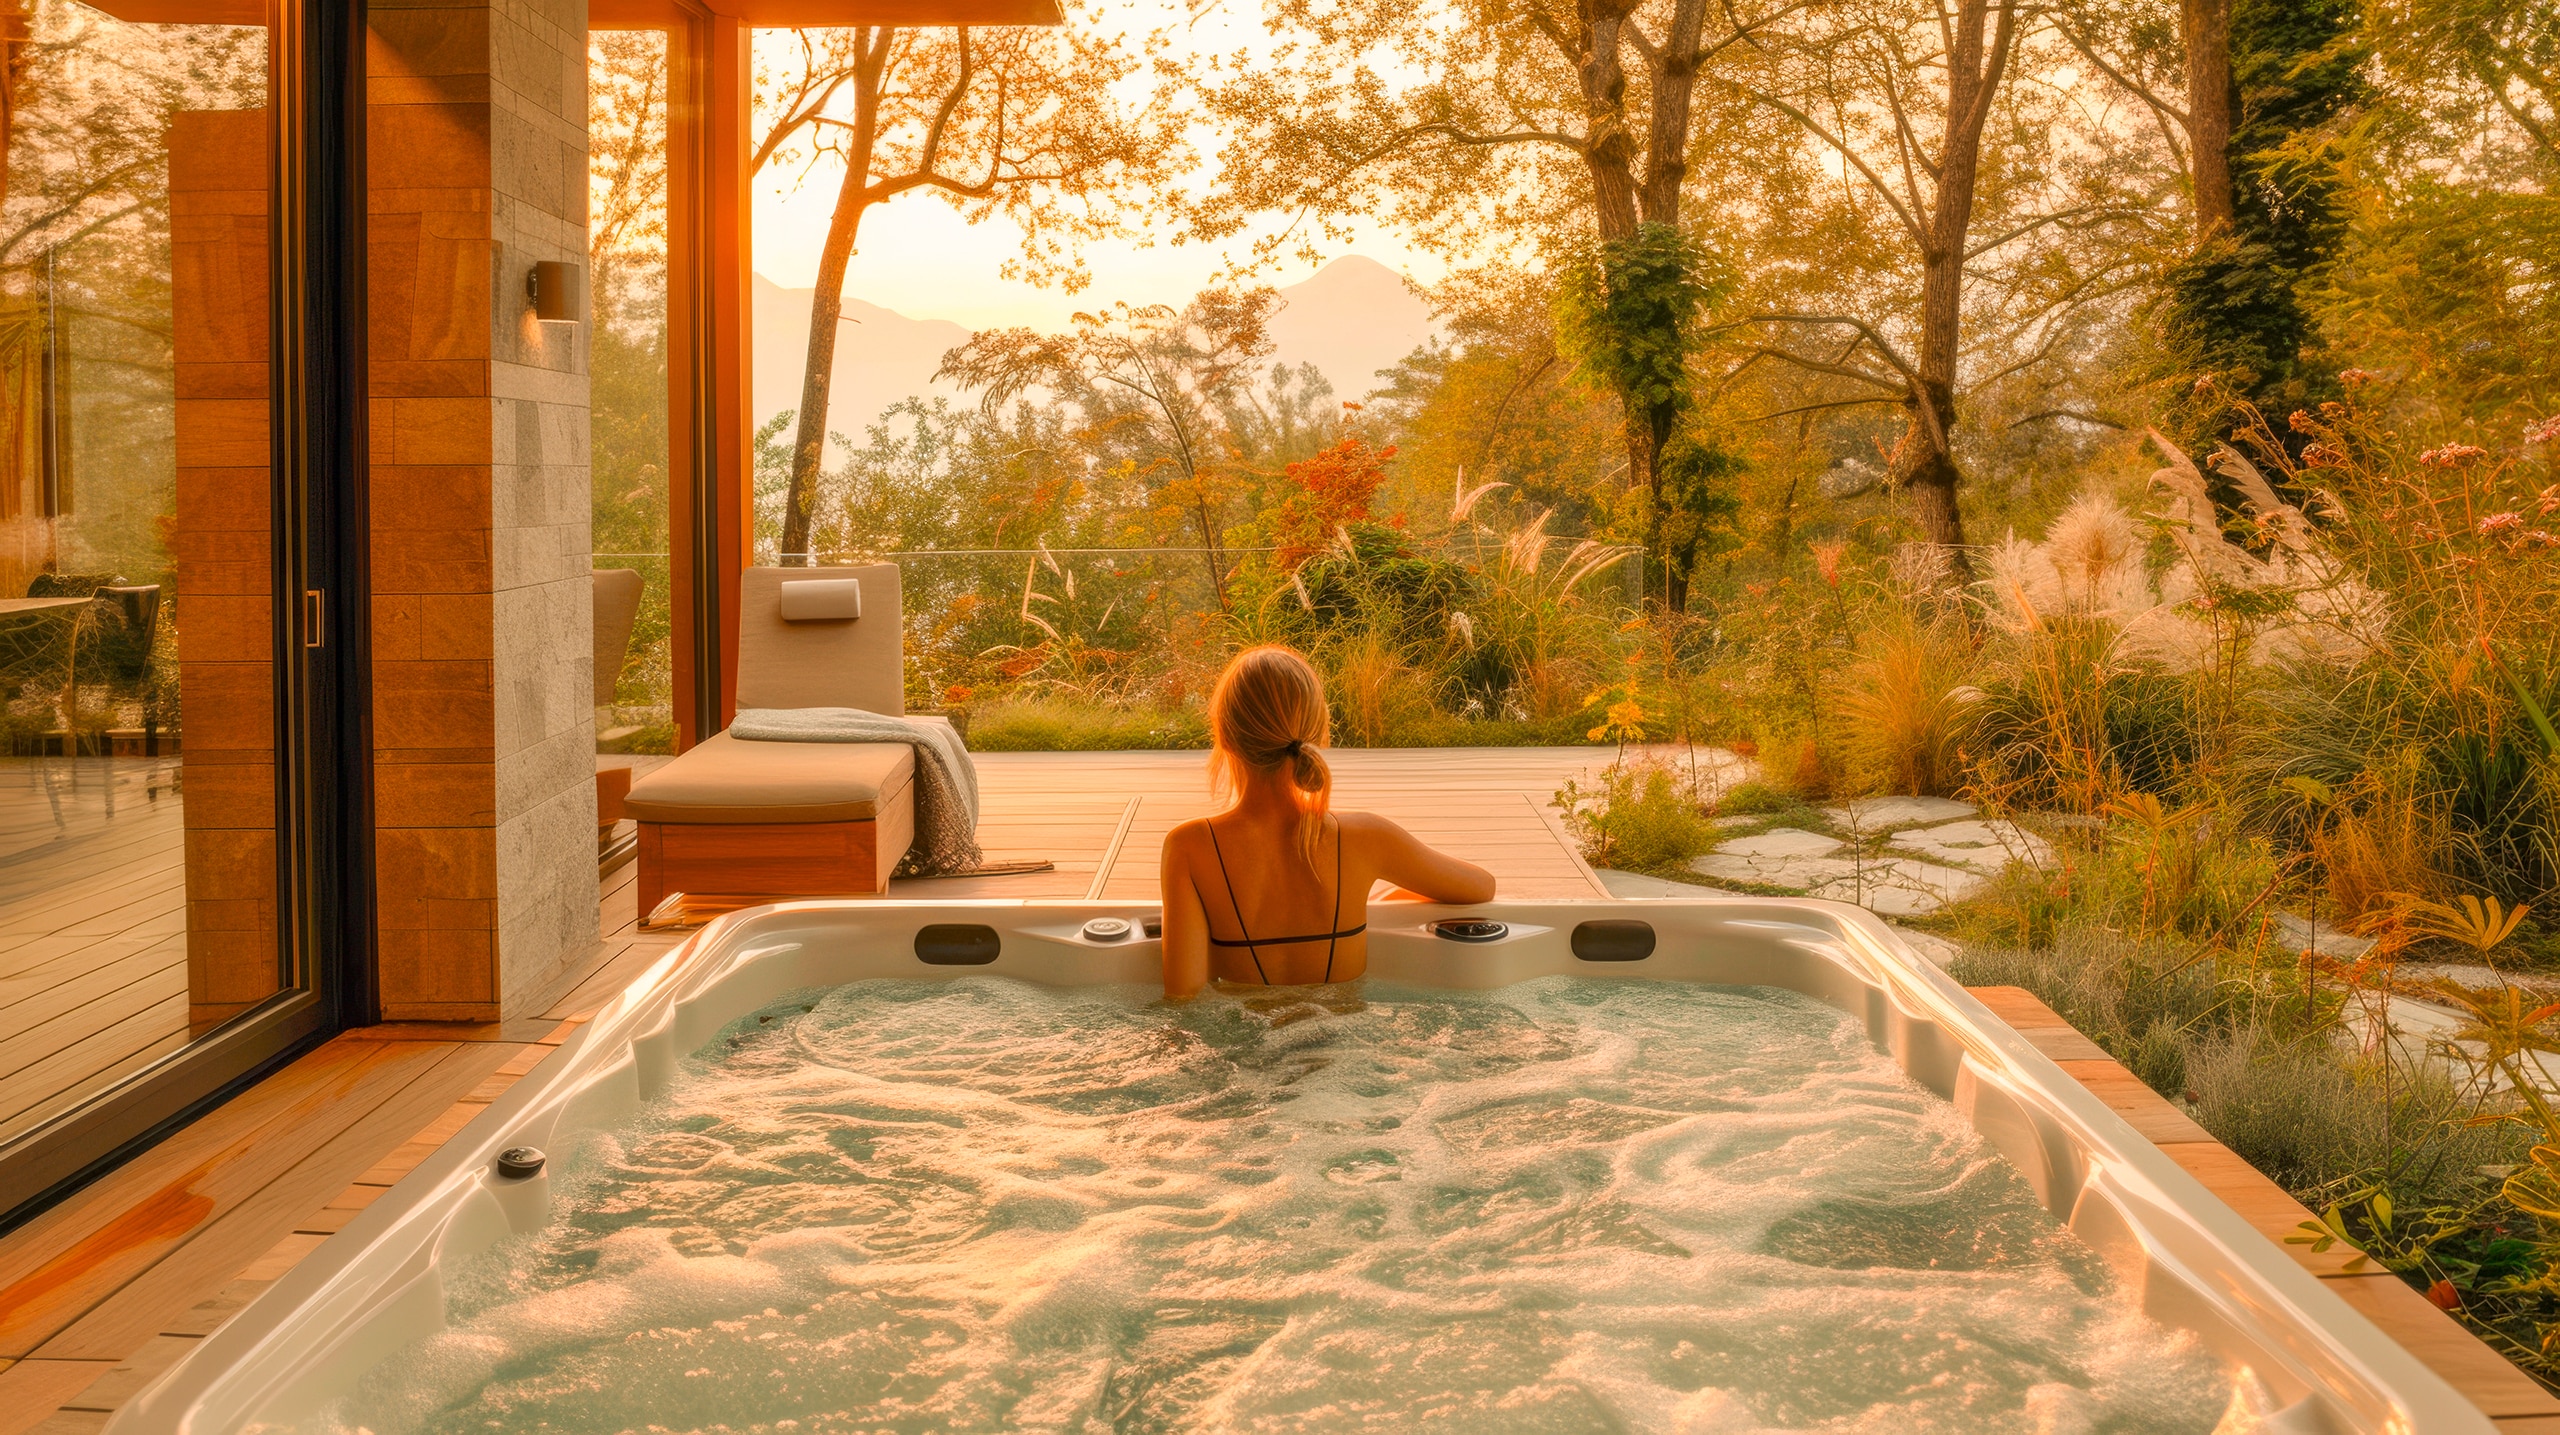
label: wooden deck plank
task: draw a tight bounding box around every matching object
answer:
[0,936,186,1048]
[0,1004,192,1146]
[29,1041,526,1361]
[2323,1272,2560,1417]
[0,1040,451,1358]
[0,1361,118,1435]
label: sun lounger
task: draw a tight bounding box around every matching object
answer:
[625,564,942,911]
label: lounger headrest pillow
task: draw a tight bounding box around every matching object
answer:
[777,577,862,622]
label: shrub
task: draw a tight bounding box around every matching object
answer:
[1830,611,1977,796]
[1553,761,1719,874]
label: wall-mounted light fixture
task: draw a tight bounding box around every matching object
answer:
[527,260,583,323]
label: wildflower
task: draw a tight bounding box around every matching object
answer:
[942,684,974,704]
[2301,443,2346,469]
[2480,512,2524,536]
[2525,415,2560,444]
[1810,540,1847,588]
[2426,1280,2462,1312]
[2339,368,2381,386]
[2519,530,2558,549]
[2421,443,2490,467]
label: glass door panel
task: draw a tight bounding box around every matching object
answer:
[0,1,295,1159]
[590,27,674,871]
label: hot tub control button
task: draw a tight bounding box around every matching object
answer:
[1432,919,1509,943]
[1082,916,1132,942]
[496,1146,547,1180]
[1141,914,1163,938]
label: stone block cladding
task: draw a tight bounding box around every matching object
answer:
[368,0,592,1020]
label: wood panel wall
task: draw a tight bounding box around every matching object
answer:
[169,109,280,1029]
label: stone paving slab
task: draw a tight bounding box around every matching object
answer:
[1822,796,1976,830]
[1887,818,2054,872]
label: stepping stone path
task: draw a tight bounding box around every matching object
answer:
[1812,858,1988,917]
[1688,828,1860,889]
[1651,797,2065,920]
[1886,819,2054,873]
[1822,795,1976,831]
[2269,911,2375,959]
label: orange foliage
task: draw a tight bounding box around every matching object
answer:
[1271,436,1396,570]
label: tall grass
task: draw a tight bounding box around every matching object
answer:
[1830,610,1975,796]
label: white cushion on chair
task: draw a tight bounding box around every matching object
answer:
[777,577,862,621]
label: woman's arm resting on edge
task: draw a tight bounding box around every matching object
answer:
[1159,830,1212,999]
[1366,814,1497,905]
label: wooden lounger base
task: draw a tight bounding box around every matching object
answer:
[635,797,915,917]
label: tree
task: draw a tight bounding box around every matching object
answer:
[2155,0,2365,452]
[1270,434,1396,570]
[750,16,1182,565]
[1554,221,1724,609]
[1722,0,2026,557]
[935,288,1286,611]
[2370,0,2559,162]
[1192,0,1806,558]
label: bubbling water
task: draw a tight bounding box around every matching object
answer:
[315,977,2243,1434]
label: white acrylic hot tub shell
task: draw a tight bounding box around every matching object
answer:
[110,899,2493,1434]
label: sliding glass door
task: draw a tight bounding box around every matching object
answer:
[0,0,366,1225]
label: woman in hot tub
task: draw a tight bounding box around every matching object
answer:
[1160,645,1497,998]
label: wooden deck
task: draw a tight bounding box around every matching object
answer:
[0,758,192,1149]
[882,747,1617,903]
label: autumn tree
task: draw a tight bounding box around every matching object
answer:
[751,15,1183,565]
[1270,434,1396,569]
[1720,0,2032,556]
[935,288,1286,610]
[1192,0,1808,566]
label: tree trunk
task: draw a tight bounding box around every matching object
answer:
[1635,0,1711,224]
[1576,0,1642,240]
[781,180,866,565]
[2182,0,2235,238]
[781,32,889,567]
[1626,410,1663,605]
[1890,0,2014,563]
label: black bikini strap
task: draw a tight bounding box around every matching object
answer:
[1325,816,1344,983]
[1202,819,1269,984]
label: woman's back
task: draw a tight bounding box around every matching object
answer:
[1158,645,1494,998]
[1163,808,1490,990]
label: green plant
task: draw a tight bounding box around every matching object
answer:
[1552,761,1718,875]
[966,699,1209,752]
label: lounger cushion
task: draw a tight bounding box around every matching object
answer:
[625,731,915,824]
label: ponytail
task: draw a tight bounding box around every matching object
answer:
[1209,647,1334,867]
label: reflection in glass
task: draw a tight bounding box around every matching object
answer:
[589,29,671,865]
[0,1,274,1144]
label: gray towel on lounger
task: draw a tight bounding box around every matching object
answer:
[728,707,982,875]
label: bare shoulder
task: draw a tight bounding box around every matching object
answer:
[1162,817,1214,851]
[1333,808,1411,846]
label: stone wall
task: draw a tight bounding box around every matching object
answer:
[367,0,592,1021]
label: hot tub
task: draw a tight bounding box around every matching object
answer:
[112,900,2492,1433]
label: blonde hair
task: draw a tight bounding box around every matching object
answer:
[1208,645,1334,866]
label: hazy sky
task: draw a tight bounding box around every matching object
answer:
[747,0,1442,328]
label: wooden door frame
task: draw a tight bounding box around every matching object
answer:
[593,0,754,751]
